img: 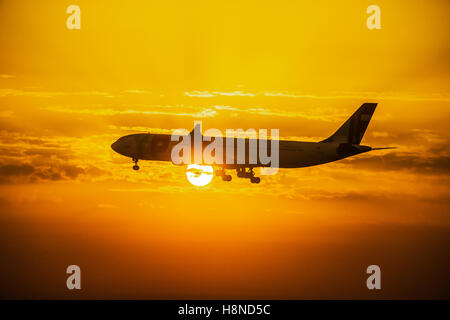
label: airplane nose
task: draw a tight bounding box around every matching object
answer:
[111,140,118,152]
[111,136,134,157]
[111,135,137,157]
[111,140,121,153]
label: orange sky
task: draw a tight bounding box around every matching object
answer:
[0,0,449,299]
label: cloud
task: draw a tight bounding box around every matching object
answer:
[23,148,71,160]
[122,90,153,95]
[0,160,110,184]
[411,129,446,144]
[185,91,256,97]
[0,162,85,183]
[0,164,34,177]
[0,131,116,184]
[59,164,85,179]
[184,90,450,102]
[41,105,217,118]
[0,89,112,98]
[372,131,390,138]
[342,153,450,175]
[201,105,348,122]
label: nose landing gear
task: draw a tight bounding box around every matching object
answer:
[132,158,139,170]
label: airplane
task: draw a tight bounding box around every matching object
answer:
[111,103,394,183]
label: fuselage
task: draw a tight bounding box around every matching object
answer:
[111,133,372,169]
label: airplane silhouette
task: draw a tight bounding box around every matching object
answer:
[111,103,394,183]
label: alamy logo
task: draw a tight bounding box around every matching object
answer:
[66,5,81,30]
[366,265,381,290]
[66,265,81,290]
[366,5,381,30]
[170,121,279,175]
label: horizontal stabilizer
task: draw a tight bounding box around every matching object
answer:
[371,147,397,150]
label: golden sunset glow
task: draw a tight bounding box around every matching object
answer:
[0,0,449,299]
[186,164,213,186]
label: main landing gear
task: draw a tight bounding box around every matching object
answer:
[215,168,232,182]
[132,158,139,170]
[236,168,260,184]
[217,168,261,183]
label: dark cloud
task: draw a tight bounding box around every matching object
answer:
[0,147,23,157]
[23,148,71,160]
[0,162,100,183]
[34,170,63,181]
[17,137,47,145]
[85,166,112,177]
[60,164,84,179]
[0,132,46,146]
[343,153,450,175]
[0,164,34,177]
[30,163,85,181]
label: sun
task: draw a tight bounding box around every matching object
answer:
[186,164,214,186]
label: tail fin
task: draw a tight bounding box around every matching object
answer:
[322,103,377,144]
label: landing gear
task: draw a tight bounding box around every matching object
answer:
[215,168,232,182]
[132,158,139,170]
[215,167,261,183]
[236,168,260,183]
[250,176,261,184]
